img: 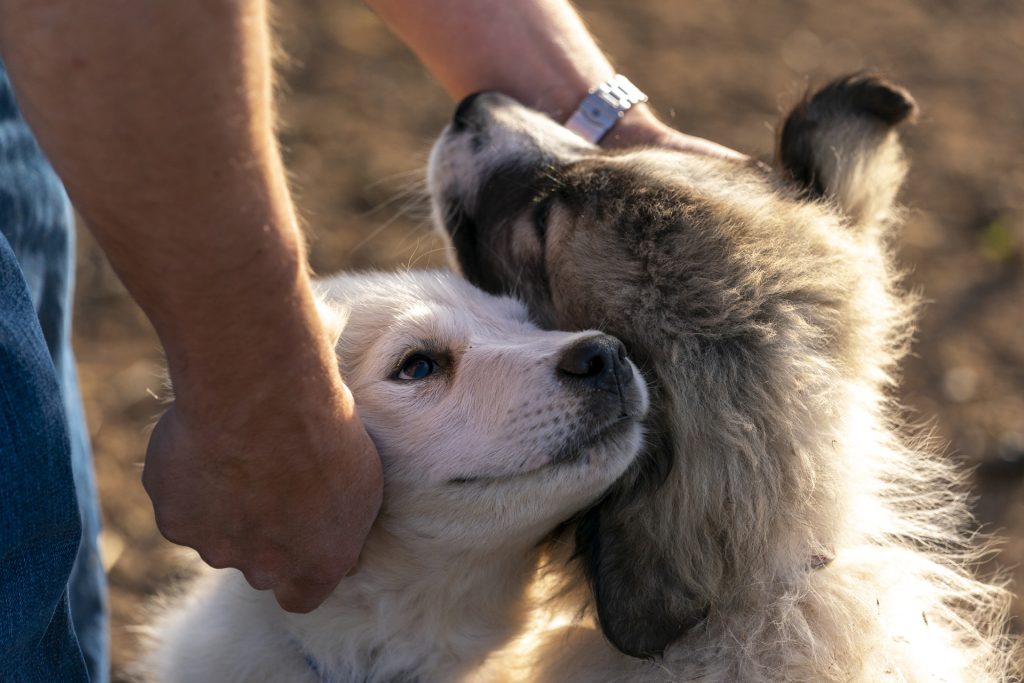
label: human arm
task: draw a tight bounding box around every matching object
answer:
[365,0,745,158]
[0,0,382,612]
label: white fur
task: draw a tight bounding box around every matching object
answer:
[139,270,648,682]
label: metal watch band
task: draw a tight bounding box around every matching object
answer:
[565,74,649,143]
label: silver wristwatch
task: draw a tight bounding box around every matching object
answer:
[565,74,649,143]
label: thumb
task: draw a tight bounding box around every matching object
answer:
[142,404,181,501]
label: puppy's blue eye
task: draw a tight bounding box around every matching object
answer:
[395,354,437,381]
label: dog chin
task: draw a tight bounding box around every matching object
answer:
[551,417,642,468]
[447,419,643,487]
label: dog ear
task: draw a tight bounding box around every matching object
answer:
[576,430,711,659]
[776,73,918,231]
[578,502,709,658]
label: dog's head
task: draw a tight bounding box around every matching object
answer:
[317,271,648,552]
[428,76,917,657]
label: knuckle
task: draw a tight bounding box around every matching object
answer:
[140,461,165,500]
[197,542,237,570]
[151,509,190,546]
[243,552,287,589]
[241,568,277,591]
[274,586,318,614]
[305,553,353,586]
[306,564,346,588]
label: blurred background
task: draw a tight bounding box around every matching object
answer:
[71,1,1023,678]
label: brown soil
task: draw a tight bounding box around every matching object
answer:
[72,1,1024,678]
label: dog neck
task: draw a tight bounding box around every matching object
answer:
[283,524,544,682]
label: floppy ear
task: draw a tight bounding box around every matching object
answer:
[776,73,918,231]
[575,428,711,659]
[577,507,708,658]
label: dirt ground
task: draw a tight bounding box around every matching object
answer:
[70,1,1024,678]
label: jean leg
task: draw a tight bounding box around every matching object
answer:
[64,345,108,681]
[21,151,108,681]
[0,233,88,682]
[0,61,106,681]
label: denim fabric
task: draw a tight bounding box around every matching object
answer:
[0,235,87,682]
[0,62,106,682]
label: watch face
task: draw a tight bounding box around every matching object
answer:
[567,75,647,143]
[584,95,622,126]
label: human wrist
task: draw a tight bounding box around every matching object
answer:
[562,74,650,144]
[558,74,730,155]
[159,250,343,419]
[167,336,352,448]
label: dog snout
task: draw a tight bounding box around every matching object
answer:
[557,334,633,394]
[452,91,496,132]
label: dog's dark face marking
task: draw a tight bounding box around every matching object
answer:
[442,161,561,314]
[429,78,917,658]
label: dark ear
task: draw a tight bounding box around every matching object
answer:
[443,199,506,296]
[577,505,708,658]
[575,432,709,658]
[776,72,918,230]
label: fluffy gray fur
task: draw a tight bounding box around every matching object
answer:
[429,74,1020,681]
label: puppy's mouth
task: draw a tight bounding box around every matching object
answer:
[447,415,638,486]
[550,415,637,466]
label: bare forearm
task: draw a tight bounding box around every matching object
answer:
[0,0,324,403]
[368,0,744,157]
[0,1,383,609]
[366,0,615,121]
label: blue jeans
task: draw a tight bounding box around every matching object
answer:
[0,64,107,682]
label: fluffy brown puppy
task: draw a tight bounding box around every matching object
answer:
[429,75,1019,682]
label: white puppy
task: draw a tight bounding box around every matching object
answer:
[141,270,648,683]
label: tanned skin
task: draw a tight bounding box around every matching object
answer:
[366,0,745,158]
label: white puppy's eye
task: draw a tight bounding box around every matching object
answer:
[393,353,439,381]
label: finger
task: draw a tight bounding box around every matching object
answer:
[273,576,340,614]
[676,136,748,161]
[241,567,277,591]
[236,545,289,591]
[197,546,235,570]
[141,411,174,500]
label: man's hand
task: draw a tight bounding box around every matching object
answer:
[143,370,383,613]
[600,104,748,160]
[367,0,748,162]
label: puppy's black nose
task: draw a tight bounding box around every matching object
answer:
[452,91,490,132]
[557,334,632,394]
